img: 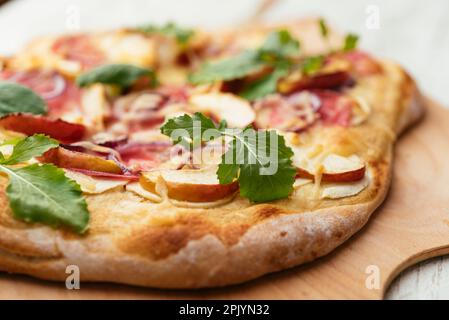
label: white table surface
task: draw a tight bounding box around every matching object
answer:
[1,0,448,300]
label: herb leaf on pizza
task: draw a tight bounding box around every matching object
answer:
[0,82,47,116]
[0,135,88,233]
[161,113,296,202]
[76,64,157,88]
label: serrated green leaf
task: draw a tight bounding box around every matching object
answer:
[217,137,243,185]
[240,65,289,100]
[162,112,297,203]
[0,164,89,233]
[0,81,47,117]
[189,51,265,84]
[136,22,194,44]
[234,129,295,202]
[76,64,156,88]
[302,55,324,75]
[1,134,58,165]
[189,29,300,85]
[260,30,300,59]
[344,34,359,51]
[160,112,221,147]
[217,162,239,185]
[319,18,329,38]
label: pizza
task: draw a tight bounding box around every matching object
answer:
[0,19,424,288]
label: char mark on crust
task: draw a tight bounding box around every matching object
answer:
[117,206,289,261]
[118,213,250,260]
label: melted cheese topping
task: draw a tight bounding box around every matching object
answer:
[321,173,370,199]
[126,182,162,203]
[96,31,157,67]
[64,170,127,194]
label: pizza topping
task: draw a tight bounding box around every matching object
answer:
[126,181,162,203]
[112,91,166,130]
[0,81,47,116]
[328,51,382,77]
[138,171,160,194]
[254,89,364,131]
[168,192,237,208]
[1,70,88,121]
[39,146,123,174]
[277,70,351,95]
[1,70,66,100]
[0,135,88,233]
[314,90,353,127]
[189,93,256,128]
[161,169,239,203]
[156,85,190,104]
[76,64,157,89]
[52,35,105,69]
[254,92,319,131]
[189,30,300,100]
[114,141,181,172]
[135,22,194,45]
[161,113,296,202]
[321,173,369,199]
[343,34,359,51]
[0,114,86,143]
[68,168,139,181]
[64,169,128,194]
[293,177,313,189]
[64,140,121,158]
[295,154,366,183]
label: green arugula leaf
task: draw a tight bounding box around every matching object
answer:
[0,134,58,165]
[76,64,156,88]
[160,112,221,147]
[189,30,300,85]
[344,33,359,51]
[136,22,194,44]
[0,81,47,117]
[240,64,289,100]
[319,18,329,38]
[189,51,265,84]
[302,55,324,75]
[0,164,89,233]
[162,113,296,203]
[259,29,300,59]
[218,128,296,202]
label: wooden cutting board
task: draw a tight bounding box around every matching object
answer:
[1,98,448,300]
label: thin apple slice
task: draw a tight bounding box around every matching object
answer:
[64,169,127,194]
[126,181,162,203]
[169,193,237,208]
[161,169,239,203]
[40,147,122,174]
[189,93,255,128]
[296,154,366,183]
[321,175,369,199]
[139,171,160,194]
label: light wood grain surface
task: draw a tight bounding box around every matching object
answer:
[1,0,449,299]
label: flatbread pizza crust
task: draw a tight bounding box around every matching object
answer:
[0,53,424,288]
[0,35,425,287]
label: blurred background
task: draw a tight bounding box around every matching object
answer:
[0,0,448,105]
[1,0,448,299]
